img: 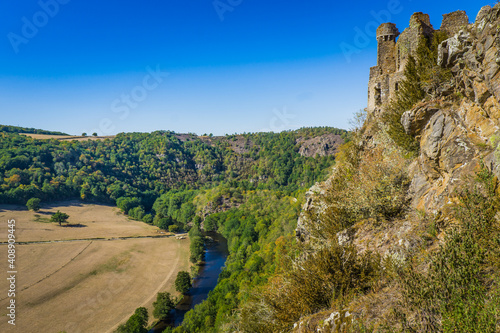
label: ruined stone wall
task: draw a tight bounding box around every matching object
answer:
[441,10,469,37]
[367,74,390,116]
[368,13,434,114]
[367,66,381,111]
[367,10,472,116]
[396,12,434,72]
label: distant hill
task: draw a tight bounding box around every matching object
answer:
[0,126,348,206]
[0,124,68,136]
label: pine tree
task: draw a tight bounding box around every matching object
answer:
[383,33,450,156]
[393,55,425,112]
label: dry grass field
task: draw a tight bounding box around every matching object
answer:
[0,201,190,333]
[21,133,115,141]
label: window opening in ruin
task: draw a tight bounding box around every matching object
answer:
[374,86,382,106]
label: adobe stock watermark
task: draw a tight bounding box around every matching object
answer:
[260,107,296,132]
[339,0,403,63]
[87,65,169,136]
[213,0,243,21]
[7,0,71,54]
[6,219,16,326]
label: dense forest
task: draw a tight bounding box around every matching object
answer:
[0,126,346,209]
[168,190,303,332]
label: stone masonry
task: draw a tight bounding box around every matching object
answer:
[367,11,470,116]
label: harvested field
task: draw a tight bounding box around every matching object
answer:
[21,133,115,141]
[0,202,190,333]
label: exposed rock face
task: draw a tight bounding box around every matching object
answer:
[401,104,440,136]
[297,134,344,157]
[291,310,352,333]
[437,30,472,68]
[405,101,483,212]
[295,182,326,242]
[409,4,500,212]
[293,5,500,329]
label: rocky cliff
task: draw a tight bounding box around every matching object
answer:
[406,4,500,213]
[293,4,500,332]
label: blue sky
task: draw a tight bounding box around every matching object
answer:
[0,0,488,135]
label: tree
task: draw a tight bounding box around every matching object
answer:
[116,197,141,215]
[82,132,87,136]
[383,55,422,156]
[26,198,41,212]
[51,210,69,226]
[116,307,148,333]
[175,271,192,294]
[155,216,174,230]
[129,206,145,220]
[152,292,175,320]
[142,214,153,224]
[189,236,205,263]
[168,224,179,233]
[92,132,98,137]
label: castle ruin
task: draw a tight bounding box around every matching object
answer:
[367,10,470,115]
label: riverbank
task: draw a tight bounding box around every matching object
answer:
[149,232,228,332]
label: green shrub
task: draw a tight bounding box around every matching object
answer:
[26,197,41,211]
[175,271,192,294]
[116,197,141,215]
[397,165,500,332]
[142,214,153,224]
[116,307,148,333]
[168,224,179,233]
[260,240,380,331]
[128,206,145,220]
[189,236,204,263]
[152,292,175,320]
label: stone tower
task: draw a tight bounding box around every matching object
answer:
[376,23,399,75]
[396,13,434,72]
[367,23,401,114]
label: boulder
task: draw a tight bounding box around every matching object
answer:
[401,104,440,136]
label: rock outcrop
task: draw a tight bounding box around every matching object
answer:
[293,4,500,331]
[300,3,500,240]
[297,134,344,157]
[409,4,500,212]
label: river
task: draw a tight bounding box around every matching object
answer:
[149,232,228,332]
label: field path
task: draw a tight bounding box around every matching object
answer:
[106,240,182,333]
[0,202,190,333]
[0,234,172,245]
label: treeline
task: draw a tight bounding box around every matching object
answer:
[0,124,68,135]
